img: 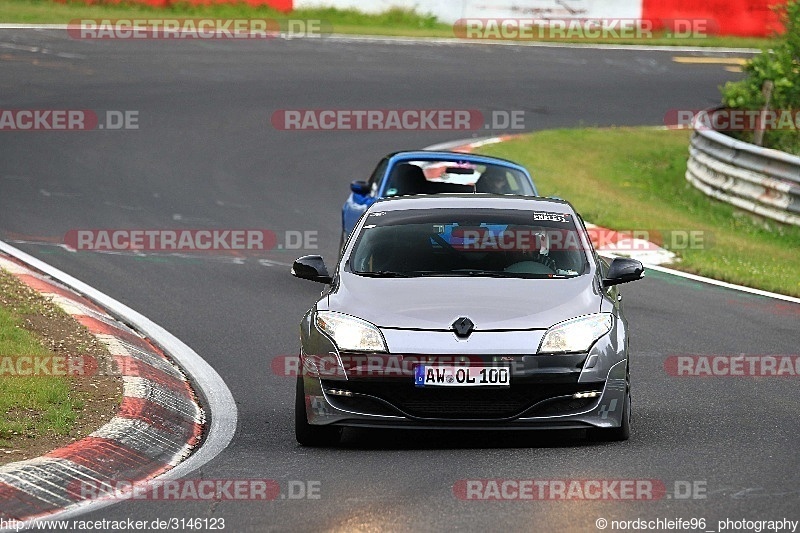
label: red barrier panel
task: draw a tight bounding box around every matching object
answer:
[642,0,784,37]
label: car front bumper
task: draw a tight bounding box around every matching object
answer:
[300,358,628,431]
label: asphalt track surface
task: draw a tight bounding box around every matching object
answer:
[2,30,799,532]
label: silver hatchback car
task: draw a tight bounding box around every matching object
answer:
[292,195,644,446]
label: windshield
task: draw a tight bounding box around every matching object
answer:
[349,208,588,278]
[383,160,534,197]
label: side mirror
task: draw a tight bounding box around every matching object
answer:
[291,255,332,284]
[350,180,370,196]
[602,257,644,287]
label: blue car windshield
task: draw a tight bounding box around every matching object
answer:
[383,161,534,197]
[349,209,588,278]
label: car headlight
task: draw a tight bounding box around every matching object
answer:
[538,313,613,354]
[316,311,387,352]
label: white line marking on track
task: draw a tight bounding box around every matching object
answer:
[640,262,800,304]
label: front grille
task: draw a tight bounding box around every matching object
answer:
[322,379,599,420]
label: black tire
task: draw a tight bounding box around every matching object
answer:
[589,389,631,442]
[295,377,341,447]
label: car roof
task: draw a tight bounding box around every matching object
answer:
[371,194,575,214]
[384,150,530,173]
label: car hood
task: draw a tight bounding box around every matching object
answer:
[324,273,602,331]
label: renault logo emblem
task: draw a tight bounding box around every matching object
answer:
[452,317,475,338]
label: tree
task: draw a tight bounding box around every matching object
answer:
[721,0,800,154]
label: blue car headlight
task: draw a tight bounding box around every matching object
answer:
[538,313,613,354]
[316,311,387,353]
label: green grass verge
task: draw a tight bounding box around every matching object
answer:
[0,305,81,447]
[0,0,777,48]
[476,127,800,297]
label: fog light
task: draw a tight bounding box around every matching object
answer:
[326,389,353,397]
[573,391,601,399]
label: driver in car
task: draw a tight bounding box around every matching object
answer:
[475,167,513,194]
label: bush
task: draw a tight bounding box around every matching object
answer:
[720,0,800,155]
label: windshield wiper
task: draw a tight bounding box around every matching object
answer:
[354,270,569,279]
[400,268,519,278]
[405,270,554,278]
[461,270,541,278]
[352,270,412,278]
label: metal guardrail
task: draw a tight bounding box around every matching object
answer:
[685,108,800,226]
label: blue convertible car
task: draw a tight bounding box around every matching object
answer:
[341,151,538,248]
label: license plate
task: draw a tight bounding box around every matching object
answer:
[414,365,510,387]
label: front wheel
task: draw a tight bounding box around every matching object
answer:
[295,377,341,447]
